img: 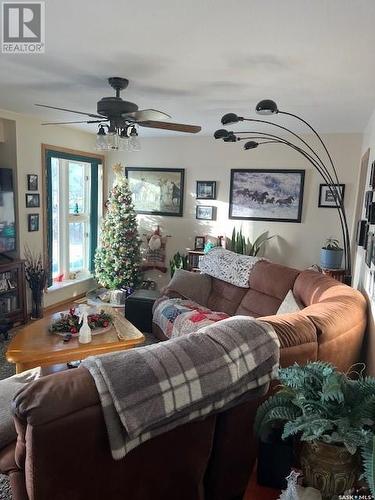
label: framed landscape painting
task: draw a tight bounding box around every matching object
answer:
[229,169,305,222]
[125,167,185,216]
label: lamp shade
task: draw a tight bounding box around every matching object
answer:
[223,133,237,142]
[243,141,259,150]
[221,113,243,125]
[255,99,278,115]
[214,129,231,139]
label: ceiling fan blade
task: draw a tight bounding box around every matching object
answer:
[122,109,172,122]
[35,103,105,119]
[41,119,106,125]
[139,120,201,134]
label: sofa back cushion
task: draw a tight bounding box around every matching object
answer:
[235,261,300,317]
[207,277,247,315]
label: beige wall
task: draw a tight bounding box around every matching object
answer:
[0,109,99,307]
[108,133,362,288]
[353,109,375,375]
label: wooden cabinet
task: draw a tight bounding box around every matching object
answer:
[0,259,27,325]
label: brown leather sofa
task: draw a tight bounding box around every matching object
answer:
[0,262,367,499]
[0,367,267,500]
[153,261,367,371]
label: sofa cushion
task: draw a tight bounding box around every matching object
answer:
[235,290,282,318]
[276,290,303,315]
[153,297,229,338]
[162,269,212,307]
[249,261,300,300]
[207,278,247,316]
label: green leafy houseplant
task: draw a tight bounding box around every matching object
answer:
[322,237,342,250]
[228,227,274,256]
[254,362,375,496]
[170,252,189,277]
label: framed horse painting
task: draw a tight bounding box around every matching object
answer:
[125,167,185,216]
[229,169,305,222]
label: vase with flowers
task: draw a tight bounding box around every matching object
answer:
[24,246,48,319]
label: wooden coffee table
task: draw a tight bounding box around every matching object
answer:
[6,306,145,373]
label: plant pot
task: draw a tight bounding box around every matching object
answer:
[320,248,343,269]
[300,441,359,499]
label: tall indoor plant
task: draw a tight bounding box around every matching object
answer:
[255,362,375,499]
[228,227,274,256]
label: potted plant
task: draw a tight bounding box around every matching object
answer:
[254,362,375,499]
[169,252,189,277]
[320,237,343,269]
[228,227,275,256]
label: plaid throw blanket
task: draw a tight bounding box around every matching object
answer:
[83,316,279,460]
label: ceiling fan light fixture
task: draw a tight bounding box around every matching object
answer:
[96,124,108,150]
[255,99,278,115]
[128,126,141,151]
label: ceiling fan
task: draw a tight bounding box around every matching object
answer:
[36,77,202,151]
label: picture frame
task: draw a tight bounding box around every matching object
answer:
[196,205,215,220]
[27,174,38,191]
[366,231,374,267]
[365,190,373,219]
[318,184,345,208]
[229,169,305,223]
[28,213,39,232]
[194,236,205,251]
[196,181,216,200]
[25,193,40,208]
[125,167,184,217]
[370,161,375,189]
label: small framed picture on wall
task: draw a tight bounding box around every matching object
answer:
[28,214,39,232]
[25,193,40,208]
[194,236,206,250]
[365,190,373,218]
[196,205,215,220]
[27,174,38,191]
[196,181,216,200]
[318,184,345,208]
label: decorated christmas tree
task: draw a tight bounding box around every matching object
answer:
[95,163,141,290]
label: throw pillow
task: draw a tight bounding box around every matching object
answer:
[163,269,212,307]
[277,289,304,315]
[0,367,41,448]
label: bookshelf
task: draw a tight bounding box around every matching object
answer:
[0,259,27,325]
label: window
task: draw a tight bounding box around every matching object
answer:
[45,148,103,287]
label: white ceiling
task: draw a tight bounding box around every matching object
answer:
[1,0,375,136]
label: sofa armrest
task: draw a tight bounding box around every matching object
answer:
[259,313,318,367]
[259,313,317,349]
[13,367,98,427]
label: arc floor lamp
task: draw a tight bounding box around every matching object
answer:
[214,100,351,285]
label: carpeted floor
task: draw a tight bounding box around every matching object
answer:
[0,328,159,500]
